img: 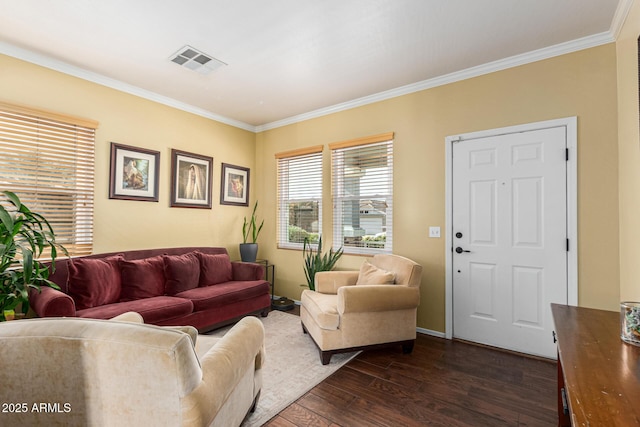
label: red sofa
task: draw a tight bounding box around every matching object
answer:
[28,247,271,332]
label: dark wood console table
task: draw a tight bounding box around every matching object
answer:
[551,303,640,426]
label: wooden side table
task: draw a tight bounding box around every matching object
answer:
[250,259,294,311]
[552,303,640,426]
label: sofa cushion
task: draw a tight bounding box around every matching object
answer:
[68,255,124,310]
[120,255,166,300]
[176,280,270,312]
[76,296,194,324]
[197,252,233,286]
[356,260,395,285]
[164,252,200,295]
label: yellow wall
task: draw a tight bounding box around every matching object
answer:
[618,0,640,302]
[257,44,620,333]
[0,54,257,257]
[0,39,622,334]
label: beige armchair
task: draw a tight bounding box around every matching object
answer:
[301,254,422,364]
[0,314,265,426]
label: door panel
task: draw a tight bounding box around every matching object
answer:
[452,126,567,358]
[470,180,496,245]
[469,262,497,320]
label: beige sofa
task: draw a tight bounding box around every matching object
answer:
[0,313,265,426]
[301,254,422,364]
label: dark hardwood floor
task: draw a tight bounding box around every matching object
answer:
[265,307,557,427]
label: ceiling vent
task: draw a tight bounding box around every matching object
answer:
[169,45,226,75]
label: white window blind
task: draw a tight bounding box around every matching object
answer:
[330,133,393,254]
[0,102,97,257]
[276,146,323,249]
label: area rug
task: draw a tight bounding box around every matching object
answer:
[206,310,359,426]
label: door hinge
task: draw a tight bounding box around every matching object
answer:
[566,238,570,252]
[566,148,569,161]
[561,387,569,415]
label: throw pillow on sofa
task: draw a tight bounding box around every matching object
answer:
[197,252,233,286]
[164,252,200,295]
[120,255,166,300]
[68,255,124,309]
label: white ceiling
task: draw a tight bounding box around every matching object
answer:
[0,0,631,132]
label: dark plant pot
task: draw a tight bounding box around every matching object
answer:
[239,243,258,262]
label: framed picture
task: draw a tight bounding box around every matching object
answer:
[220,163,249,206]
[109,142,160,202]
[170,149,213,209]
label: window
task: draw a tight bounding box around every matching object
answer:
[276,146,323,249]
[0,102,97,256]
[330,133,393,254]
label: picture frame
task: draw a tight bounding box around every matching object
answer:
[109,142,160,202]
[170,149,213,209]
[220,163,249,206]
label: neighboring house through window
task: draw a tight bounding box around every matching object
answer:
[330,133,393,254]
[0,102,97,256]
[276,145,323,249]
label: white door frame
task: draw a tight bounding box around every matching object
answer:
[444,117,578,340]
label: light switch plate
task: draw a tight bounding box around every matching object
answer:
[429,226,441,238]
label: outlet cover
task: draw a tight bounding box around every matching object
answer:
[429,226,441,238]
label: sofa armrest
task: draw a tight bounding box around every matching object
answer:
[315,271,359,294]
[184,316,265,424]
[28,286,76,317]
[337,285,420,314]
[232,262,265,281]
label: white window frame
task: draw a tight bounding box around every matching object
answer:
[276,146,323,250]
[330,133,394,255]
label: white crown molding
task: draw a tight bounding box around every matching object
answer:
[0,42,257,133]
[256,31,615,132]
[0,20,623,135]
[610,0,636,39]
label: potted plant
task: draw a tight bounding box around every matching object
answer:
[0,190,67,320]
[302,235,343,291]
[240,200,264,262]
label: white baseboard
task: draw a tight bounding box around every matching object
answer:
[416,327,446,338]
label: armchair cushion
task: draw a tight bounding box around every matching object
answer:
[301,289,340,330]
[356,261,395,285]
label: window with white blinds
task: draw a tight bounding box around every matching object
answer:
[276,146,323,249]
[0,102,97,257]
[330,133,393,254]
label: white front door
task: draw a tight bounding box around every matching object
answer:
[451,126,568,358]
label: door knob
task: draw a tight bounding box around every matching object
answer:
[455,247,470,254]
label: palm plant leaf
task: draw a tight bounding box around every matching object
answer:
[0,190,67,319]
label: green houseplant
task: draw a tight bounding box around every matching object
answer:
[240,200,264,262]
[302,235,343,291]
[0,190,67,320]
